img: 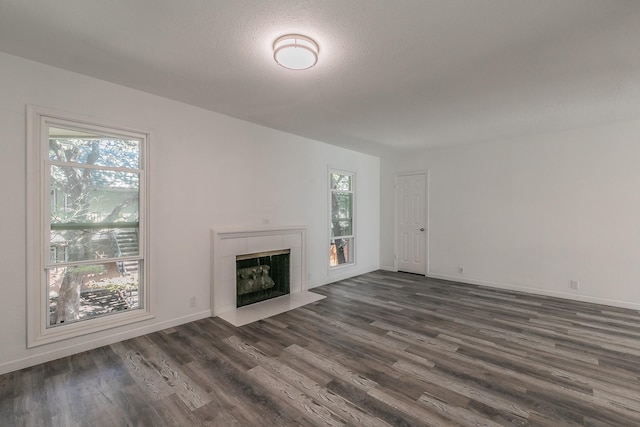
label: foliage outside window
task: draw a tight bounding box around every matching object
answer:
[330,171,355,267]
[27,107,153,346]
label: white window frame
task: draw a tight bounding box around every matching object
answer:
[329,168,356,270]
[26,106,154,347]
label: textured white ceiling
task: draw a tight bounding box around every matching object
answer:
[1,0,639,155]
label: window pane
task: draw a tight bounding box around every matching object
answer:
[50,165,139,264]
[331,173,351,191]
[48,261,141,327]
[330,238,353,267]
[332,192,352,215]
[49,126,140,169]
[331,192,352,237]
[50,166,139,223]
[329,170,354,268]
[331,219,352,237]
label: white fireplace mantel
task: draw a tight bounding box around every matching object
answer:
[211,225,322,325]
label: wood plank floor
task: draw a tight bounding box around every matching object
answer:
[3,271,640,426]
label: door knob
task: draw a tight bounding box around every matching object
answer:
[420,228,425,231]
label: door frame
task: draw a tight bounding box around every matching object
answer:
[394,171,429,275]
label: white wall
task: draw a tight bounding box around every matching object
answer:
[0,52,380,374]
[381,120,640,309]
[379,153,408,271]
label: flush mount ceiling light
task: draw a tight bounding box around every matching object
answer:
[273,34,319,70]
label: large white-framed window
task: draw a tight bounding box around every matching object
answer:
[329,169,355,268]
[27,106,153,347]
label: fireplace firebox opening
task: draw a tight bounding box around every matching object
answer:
[236,249,290,308]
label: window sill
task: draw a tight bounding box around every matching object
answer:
[28,309,155,348]
[329,262,357,274]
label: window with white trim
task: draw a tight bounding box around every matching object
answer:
[27,107,153,347]
[329,170,355,268]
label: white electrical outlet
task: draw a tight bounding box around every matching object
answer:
[570,280,579,290]
[458,266,464,274]
[190,296,197,307]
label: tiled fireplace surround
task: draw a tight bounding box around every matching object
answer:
[210,226,324,326]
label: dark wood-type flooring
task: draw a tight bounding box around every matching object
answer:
[3,271,640,426]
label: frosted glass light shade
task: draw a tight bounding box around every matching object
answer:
[273,35,319,70]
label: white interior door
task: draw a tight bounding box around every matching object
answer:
[396,173,427,275]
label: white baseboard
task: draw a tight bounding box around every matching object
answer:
[309,266,380,288]
[427,273,640,311]
[379,265,397,272]
[0,310,211,375]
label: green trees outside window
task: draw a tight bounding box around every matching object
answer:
[47,126,143,327]
[330,171,355,267]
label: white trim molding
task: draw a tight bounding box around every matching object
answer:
[26,105,154,347]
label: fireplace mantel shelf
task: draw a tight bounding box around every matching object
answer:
[214,225,307,240]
